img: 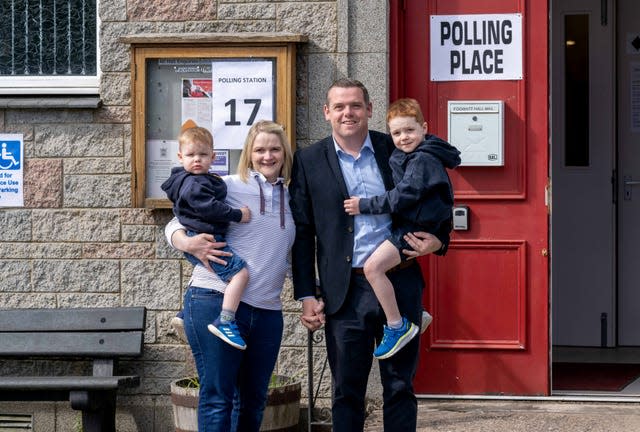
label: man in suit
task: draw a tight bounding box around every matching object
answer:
[289,78,445,432]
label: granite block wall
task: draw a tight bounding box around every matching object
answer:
[0,0,389,429]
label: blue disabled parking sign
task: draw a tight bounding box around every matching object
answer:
[0,134,24,207]
[0,140,20,170]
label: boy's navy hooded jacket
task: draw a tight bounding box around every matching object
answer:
[161,167,242,236]
[358,134,461,252]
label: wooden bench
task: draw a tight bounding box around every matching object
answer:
[0,307,146,432]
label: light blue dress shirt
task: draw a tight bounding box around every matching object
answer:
[334,135,392,267]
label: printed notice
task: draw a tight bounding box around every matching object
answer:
[146,139,180,199]
[211,60,274,150]
[210,150,229,176]
[0,134,24,207]
[181,78,213,132]
[431,14,523,81]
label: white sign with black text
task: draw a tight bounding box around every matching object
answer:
[211,60,274,150]
[430,14,523,81]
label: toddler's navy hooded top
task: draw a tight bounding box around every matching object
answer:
[161,167,242,236]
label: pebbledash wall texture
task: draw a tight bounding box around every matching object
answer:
[0,0,390,430]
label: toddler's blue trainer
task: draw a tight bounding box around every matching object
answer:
[208,318,247,350]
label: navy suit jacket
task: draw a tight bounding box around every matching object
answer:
[289,130,396,315]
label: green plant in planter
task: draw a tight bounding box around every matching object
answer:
[176,372,300,389]
[177,376,200,389]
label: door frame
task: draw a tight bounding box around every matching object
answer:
[549,0,617,348]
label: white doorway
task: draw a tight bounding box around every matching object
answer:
[551,0,616,348]
[551,0,640,393]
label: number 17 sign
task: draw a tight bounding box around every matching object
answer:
[211,60,275,150]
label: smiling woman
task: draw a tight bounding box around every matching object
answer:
[165,120,297,431]
[238,120,293,185]
[250,132,286,183]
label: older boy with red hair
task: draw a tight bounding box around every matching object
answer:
[344,98,460,359]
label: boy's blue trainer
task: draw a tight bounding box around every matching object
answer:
[207,318,247,350]
[374,317,418,359]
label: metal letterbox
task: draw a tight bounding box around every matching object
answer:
[448,100,504,166]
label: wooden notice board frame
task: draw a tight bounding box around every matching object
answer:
[121,33,307,208]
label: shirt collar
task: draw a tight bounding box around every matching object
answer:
[333,133,374,157]
[250,170,286,229]
[250,169,284,185]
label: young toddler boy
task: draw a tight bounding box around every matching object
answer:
[344,98,461,359]
[162,126,251,350]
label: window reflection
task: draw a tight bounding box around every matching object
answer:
[565,14,589,167]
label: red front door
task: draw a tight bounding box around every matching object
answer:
[390,0,549,395]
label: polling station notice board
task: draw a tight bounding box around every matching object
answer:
[121,33,306,208]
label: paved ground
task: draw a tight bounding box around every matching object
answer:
[363,399,640,431]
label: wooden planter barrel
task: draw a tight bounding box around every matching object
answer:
[170,378,198,432]
[171,376,301,432]
[260,375,302,431]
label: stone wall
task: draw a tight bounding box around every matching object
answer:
[0,0,389,429]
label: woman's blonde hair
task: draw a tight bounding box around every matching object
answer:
[237,120,293,184]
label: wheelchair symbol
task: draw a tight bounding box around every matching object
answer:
[0,142,20,170]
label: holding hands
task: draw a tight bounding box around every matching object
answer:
[300,297,325,332]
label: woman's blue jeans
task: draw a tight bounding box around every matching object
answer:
[183,286,283,432]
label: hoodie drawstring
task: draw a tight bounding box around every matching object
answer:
[258,178,265,216]
[279,182,285,229]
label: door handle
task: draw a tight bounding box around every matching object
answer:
[624,176,640,200]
